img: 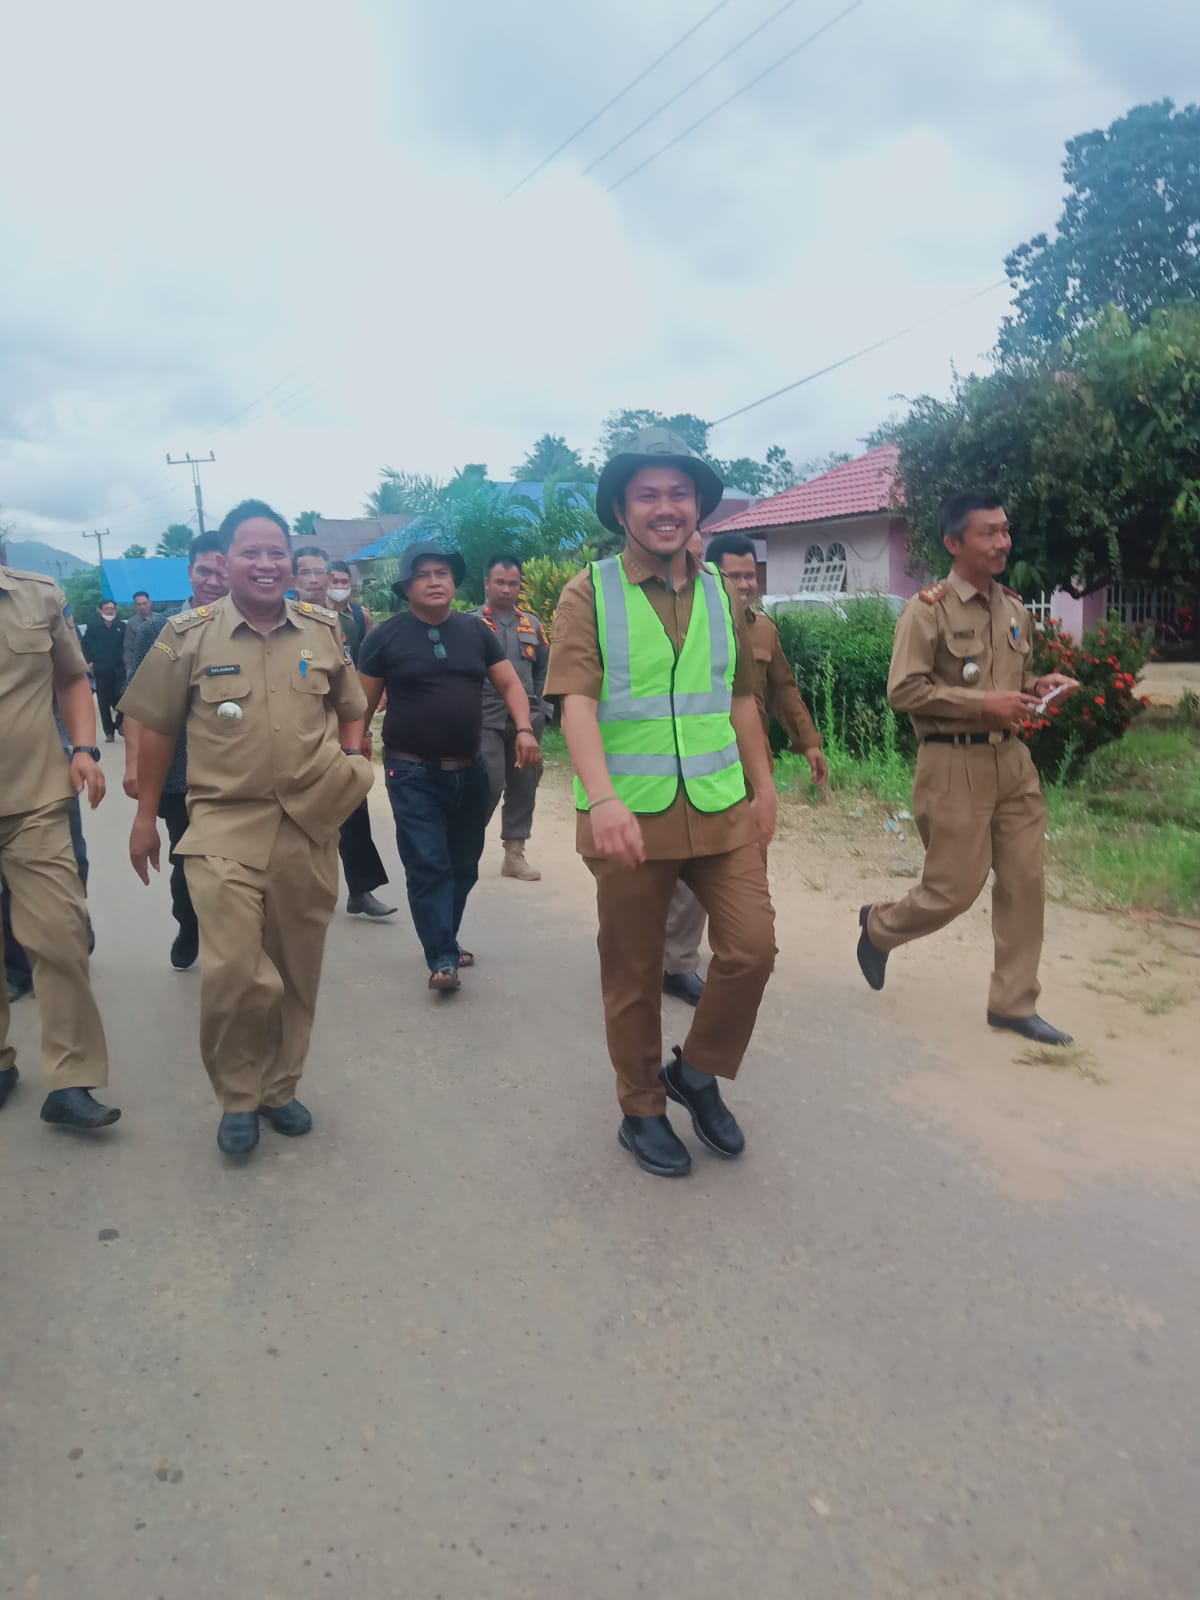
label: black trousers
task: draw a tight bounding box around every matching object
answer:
[338,799,388,897]
[93,668,124,738]
[157,791,197,940]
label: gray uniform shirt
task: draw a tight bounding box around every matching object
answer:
[473,606,549,733]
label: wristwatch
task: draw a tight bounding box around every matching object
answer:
[341,747,365,757]
[70,745,102,761]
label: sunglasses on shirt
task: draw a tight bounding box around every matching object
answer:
[427,626,447,661]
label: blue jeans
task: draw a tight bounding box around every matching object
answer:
[385,757,489,972]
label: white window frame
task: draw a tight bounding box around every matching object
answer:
[799,541,848,593]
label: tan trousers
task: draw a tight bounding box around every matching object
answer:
[663,881,707,976]
[868,738,1047,1016]
[185,816,339,1112]
[588,843,777,1117]
[0,800,108,1088]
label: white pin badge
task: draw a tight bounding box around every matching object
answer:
[217,701,244,721]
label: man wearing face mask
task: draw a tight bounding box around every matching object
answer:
[546,428,777,1179]
[82,598,126,741]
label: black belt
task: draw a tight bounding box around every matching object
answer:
[923,731,1011,746]
[385,748,477,771]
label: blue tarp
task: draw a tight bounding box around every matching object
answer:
[349,483,593,561]
[101,558,191,605]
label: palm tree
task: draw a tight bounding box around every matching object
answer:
[293,511,322,538]
[156,523,192,557]
[363,469,443,517]
[122,543,148,559]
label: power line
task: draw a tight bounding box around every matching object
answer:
[499,0,736,201]
[606,0,871,194]
[582,0,806,178]
[167,450,216,534]
[708,278,1010,429]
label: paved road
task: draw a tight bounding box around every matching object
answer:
[3,787,1199,1599]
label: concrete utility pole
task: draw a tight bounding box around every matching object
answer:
[83,528,110,566]
[167,450,216,534]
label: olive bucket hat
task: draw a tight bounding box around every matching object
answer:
[595,425,725,534]
[391,537,466,599]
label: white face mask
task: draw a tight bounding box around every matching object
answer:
[327,587,351,603]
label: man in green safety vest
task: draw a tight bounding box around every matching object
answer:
[546,428,778,1177]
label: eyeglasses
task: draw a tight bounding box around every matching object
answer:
[427,626,447,660]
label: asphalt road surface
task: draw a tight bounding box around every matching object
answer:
[3,785,1198,1599]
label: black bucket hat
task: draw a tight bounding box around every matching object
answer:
[595,425,725,534]
[391,538,466,599]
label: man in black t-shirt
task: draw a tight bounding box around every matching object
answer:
[358,542,541,992]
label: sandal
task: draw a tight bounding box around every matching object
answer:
[428,967,461,992]
[457,950,475,968]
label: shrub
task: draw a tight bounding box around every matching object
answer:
[1022,616,1151,780]
[773,596,914,757]
[521,551,592,630]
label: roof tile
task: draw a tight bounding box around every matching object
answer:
[705,445,902,534]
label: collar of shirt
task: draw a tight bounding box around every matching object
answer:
[222,598,301,639]
[619,543,704,589]
[946,568,999,609]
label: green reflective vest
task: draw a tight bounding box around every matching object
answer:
[574,557,747,816]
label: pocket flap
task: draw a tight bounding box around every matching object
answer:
[6,623,52,653]
[198,674,251,702]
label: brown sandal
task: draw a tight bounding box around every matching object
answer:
[428,967,461,992]
[457,950,475,968]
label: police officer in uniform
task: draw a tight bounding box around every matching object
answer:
[0,565,119,1127]
[472,553,550,882]
[121,500,373,1155]
[856,489,1078,1043]
[547,429,777,1178]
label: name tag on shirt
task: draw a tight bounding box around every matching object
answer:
[205,664,241,677]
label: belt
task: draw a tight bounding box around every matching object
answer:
[923,731,1011,746]
[385,749,477,771]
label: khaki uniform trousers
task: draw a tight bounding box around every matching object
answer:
[664,881,707,976]
[0,800,108,1088]
[867,738,1047,1017]
[588,842,777,1117]
[184,815,339,1112]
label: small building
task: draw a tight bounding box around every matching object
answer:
[101,557,191,607]
[294,516,413,577]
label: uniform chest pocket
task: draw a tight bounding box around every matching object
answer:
[291,664,330,695]
[5,623,52,653]
[942,632,981,661]
[198,675,251,703]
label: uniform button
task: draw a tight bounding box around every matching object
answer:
[269,685,276,693]
[273,723,281,731]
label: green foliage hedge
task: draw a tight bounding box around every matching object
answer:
[773,597,915,757]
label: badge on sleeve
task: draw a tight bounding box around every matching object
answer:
[62,601,76,629]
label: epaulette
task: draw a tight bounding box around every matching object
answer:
[918,580,949,605]
[1000,584,1024,601]
[168,606,216,633]
[289,598,339,625]
[1,566,55,585]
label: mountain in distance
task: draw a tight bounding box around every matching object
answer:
[1,539,95,579]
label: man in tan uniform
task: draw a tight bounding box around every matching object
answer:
[0,565,119,1128]
[122,499,372,1156]
[857,489,1078,1044]
[664,529,828,1005]
[547,429,777,1178]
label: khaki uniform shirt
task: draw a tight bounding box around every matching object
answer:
[545,547,757,860]
[888,569,1040,738]
[119,595,370,869]
[473,605,549,732]
[0,567,88,819]
[747,610,821,752]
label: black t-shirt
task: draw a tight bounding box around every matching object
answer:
[359,610,505,759]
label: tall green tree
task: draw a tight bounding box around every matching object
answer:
[156,524,192,557]
[594,408,712,463]
[64,566,104,627]
[513,434,596,482]
[293,510,322,537]
[122,543,148,559]
[1001,100,1200,355]
[364,470,444,517]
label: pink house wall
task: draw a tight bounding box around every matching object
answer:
[764,514,898,593]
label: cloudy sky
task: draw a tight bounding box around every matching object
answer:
[1,0,1195,561]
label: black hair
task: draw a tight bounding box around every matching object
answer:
[486,552,523,576]
[328,560,352,581]
[939,489,1004,543]
[218,498,291,547]
[188,530,228,566]
[292,545,330,574]
[132,590,150,602]
[704,532,757,569]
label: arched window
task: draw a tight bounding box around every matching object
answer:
[799,541,847,592]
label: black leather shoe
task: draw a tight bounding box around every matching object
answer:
[660,1048,745,1157]
[347,892,398,918]
[258,1098,313,1136]
[662,970,706,1006]
[618,1114,692,1177]
[86,919,95,956]
[857,905,888,991]
[170,930,199,970]
[0,1065,18,1109]
[987,1012,1074,1046]
[40,1088,121,1129]
[6,972,33,1003]
[217,1111,260,1154]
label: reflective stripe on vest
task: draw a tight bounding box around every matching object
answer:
[574,558,747,817]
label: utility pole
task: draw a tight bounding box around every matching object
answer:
[167,450,216,534]
[83,528,110,566]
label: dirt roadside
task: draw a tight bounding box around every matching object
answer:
[523,761,1200,1202]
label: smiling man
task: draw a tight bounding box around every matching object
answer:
[120,500,373,1156]
[857,489,1079,1043]
[546,428,777,1178]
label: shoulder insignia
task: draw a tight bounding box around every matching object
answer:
[918,581,949,605]
[153,638,179,661]
[1000,583,1023,600]
[289,598,338,625]
[168,607,215,633]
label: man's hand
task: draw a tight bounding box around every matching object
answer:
[70,753,105,809]
[361,729,374,759]
[589,797,645,869]
[515,732,543,770]
[804,746,829,787]
[749,785,777,852]
[123,766,139,800]
[129,816,161,885]
[1034,673,1080,702]
[982,690,1040,728]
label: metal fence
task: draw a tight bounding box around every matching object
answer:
[1105,582,1177,627]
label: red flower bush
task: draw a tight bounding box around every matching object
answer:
[1021,616,1152,779]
